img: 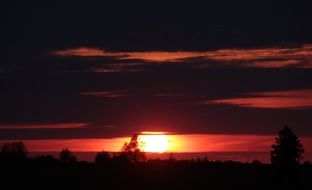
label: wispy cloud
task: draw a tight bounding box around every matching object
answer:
[88,67,142,73]
[0,123,89,129]
[53,47,123,57]
[87,63,145,73]
[207,89,312,109]
[79,91,128,98]
[153,93,185,97]
[79,91,185,98]
[52,47,206,62]
[51,44,312,68]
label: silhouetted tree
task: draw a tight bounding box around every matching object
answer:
[95,151,110,165]
[271,126,304,165]
[0,141,28,162]
[59,148,77,163]
[121,133,146,162]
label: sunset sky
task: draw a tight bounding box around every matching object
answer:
[1,1,312,161]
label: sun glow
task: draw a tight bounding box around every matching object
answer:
[138,132,169,153]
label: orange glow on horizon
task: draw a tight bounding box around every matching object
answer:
[1,134,311,160]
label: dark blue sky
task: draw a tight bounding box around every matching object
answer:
[0,0,312,139]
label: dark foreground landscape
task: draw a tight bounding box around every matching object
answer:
[1,158,312,190]
[1,127,312,190]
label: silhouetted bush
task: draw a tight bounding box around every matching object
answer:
[168,153,176,161]
[111,152,132,166]
[302,161,311,167]
[32,155,59,166]
[59,148,77,163]
[251,159,262,165]
[95,151,110,165]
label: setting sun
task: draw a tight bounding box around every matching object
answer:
[138,132,169,153]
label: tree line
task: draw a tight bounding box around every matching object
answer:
[0,126,309,166]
